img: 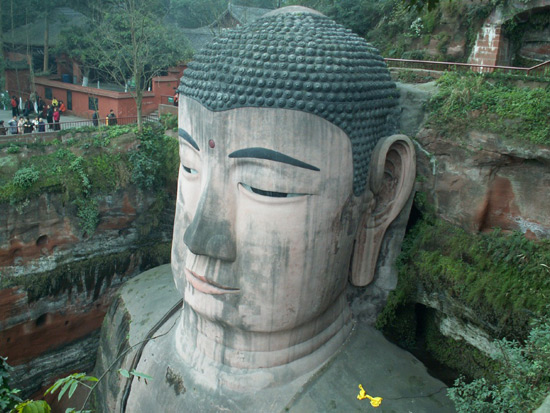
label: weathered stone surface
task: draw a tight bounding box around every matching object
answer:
[416,128,550,239]
[95,264,455,413]
[0,188,175,396]
[93,264,180,413]
[416,288,499,357]
[396,82,437,137]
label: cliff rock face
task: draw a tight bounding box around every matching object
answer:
[0,187,174,397]
[416,128,550,240]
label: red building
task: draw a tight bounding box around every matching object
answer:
[3,4,271,120]
[31,69,183,120]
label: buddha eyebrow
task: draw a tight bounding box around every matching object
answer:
[228,147,320,171]
[178,128,199,151]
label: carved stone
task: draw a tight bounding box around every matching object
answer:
[124,6,417,409]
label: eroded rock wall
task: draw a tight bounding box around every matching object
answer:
[0,187,175,397]
[416,128,550,240]
[395,81,550,367]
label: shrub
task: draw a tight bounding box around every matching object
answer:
[7,144,20,154]
[74,198,99,236]
[130,125,178,190]
[448,316,550,412]
[160,113,178,130]
[1,356,22,412]
[13,167,39,189]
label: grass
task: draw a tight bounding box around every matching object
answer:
[427,71,550,146]
[378,204,550,342]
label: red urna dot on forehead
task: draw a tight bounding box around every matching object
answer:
[209,139,215,148]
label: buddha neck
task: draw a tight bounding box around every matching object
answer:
[174,293,352,390]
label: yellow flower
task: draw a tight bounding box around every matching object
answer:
[356,384,383,407]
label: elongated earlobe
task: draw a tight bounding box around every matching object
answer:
[351,134,416,286]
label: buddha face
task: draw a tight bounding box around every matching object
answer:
[172,97,367,333]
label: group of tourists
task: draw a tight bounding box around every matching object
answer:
[4,93,120,135]
[6,93,66,134]
[1,115,48,135]
[10,92,61,118]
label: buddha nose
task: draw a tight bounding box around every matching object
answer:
[183,180,237,262]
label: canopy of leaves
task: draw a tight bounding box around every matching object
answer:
[56,0,191,88]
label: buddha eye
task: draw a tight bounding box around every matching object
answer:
[240,183,302,198]
[182,164,198,175]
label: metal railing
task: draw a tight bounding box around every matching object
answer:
[0,114,159,144]
[384,58,550,77]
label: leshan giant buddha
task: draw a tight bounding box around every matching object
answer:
[126,6,415,410]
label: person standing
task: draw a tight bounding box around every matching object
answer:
[32,117,39,132]
[107,109,117,126]
[10,96,18,117]
[0,120,7,135]
[23,117,33,134]
[92,111,99,127]
[46,105,54,130]
[8,116,18,134]
[17,116,24,134]
[53,107,61,130]
[42,102,48,120]
[38,118,46,132]
[30,91,37,113]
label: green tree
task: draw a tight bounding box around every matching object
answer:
[57,0,192,130]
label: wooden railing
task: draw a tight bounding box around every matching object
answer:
[384,58,550,77]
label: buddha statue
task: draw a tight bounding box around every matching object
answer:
[124,6,415,410]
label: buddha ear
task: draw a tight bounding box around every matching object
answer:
[350,134,416,287]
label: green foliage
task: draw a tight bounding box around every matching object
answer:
[378,209,550,341]
[289,0,491,62]
[13,167,39,189]
[130,125,179,190]
[105,125,135,140]
[7,144,20,154]
[394,69,435,84]
[13,400,51,413]
[1,346,155,413]
[422,309,497,380]
[41,372,96,413]
[159,113,178,130]
[118,368,153,384]
[377,201,550,389]
[45,373,98,401]
[0,126,174,203]
[428,71,550,145]
[0,126,178,238]
[448,316,550,412]
[502,9,550,67]
[73,198,99,236]
[1,356,22,412]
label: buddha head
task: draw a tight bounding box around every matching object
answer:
[172,6,415,382]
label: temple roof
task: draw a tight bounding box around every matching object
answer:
[181,4,272,54]
[3,7,87,48]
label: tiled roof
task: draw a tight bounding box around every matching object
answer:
[4,7,87,47]
[181,5,272,54]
